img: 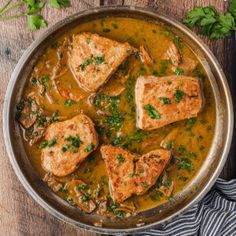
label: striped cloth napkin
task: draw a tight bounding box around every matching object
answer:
[136,179,236,236]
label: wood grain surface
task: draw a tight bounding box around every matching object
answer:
[0,0,235,235]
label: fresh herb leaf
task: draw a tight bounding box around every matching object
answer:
[77,185,89,190]
[178,145,186,152]
[183,4,236,39]
[166,140,174,149]
[61,144,70,152]
[79,58,92,71]
[27,14,47,32]
[49,0,71,8]
[144,104,161,119]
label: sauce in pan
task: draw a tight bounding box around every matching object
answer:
[17,17,215,217]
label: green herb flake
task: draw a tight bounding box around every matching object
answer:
[116,154,125,164]
[144,104,161,119]
[166,140,174,149]
[175,89,185,103]
[49,0,71,8]
[103,28,111,33]
[84,143,94,152]
[152,29,157,33]
[79,58,92,71]
[175,68,184,75]
[81,195,89,202]
[116,211,125,217]
[48,138,57,147]
[178,158,194,172]
[61,144,70,152]
[28,14,47,32]
[39,140,48,149]
[178,175,188,182]
[159,97,171,105]
[112,23,118,29]
[187,118,196,125]
[178,145,186,152]
[31,77,37,86]
[77,185,89,191]
[94,54,105,65]
[64,99,76,107]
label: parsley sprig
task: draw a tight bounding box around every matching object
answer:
[184,0,236,39]
[0,0,71,31]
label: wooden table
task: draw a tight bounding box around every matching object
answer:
[0,0,235,235]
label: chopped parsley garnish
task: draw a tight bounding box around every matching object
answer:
[64,99,76,107]
[81,195,89,202]
[160,60,170,75]
[84,143,94,152]
[86,38,91,44]
[175,89,185,103]
[178,145,186,152]
[112,136,123,146]
[77,185,89,191]
[174,36,183,53]
[178,158,194,172]
[139,169,144,174]
[200,145,205,152]
[175,68,184,75]
[152,29,157,33]
[150,190,163,202]
[103,28,111,33]
[178,176,188,182]
[39,140,48,149]
[94,54,105,65]
[166,140,174,149]
[79,58,92,71]
[159,97,171,105]
[31,77,37,86]
[197,135,203,141]
[187,118,196,125]
[61,144,70,152]
[144,104,161,119]
[116,154,125,164]
[112,23,118,29]
[42,75,49,90]
[115,211,125,217]
[48,138,57,147]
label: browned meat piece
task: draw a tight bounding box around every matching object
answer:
[135,149,171,195]
[69,33,136,92]
[41,114,98,177]
[17,98,38,128]
[176,57,198,74]
[135,75,203,130]
[66,180,96,213]
[163,42,181,66]
[101,145,135,203]
[139,45,154,65]
[43,172,63,192]
[101,145,171,203]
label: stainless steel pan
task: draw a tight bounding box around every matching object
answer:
[3,6,233,234]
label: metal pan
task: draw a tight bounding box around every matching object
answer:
[3,6,233,234]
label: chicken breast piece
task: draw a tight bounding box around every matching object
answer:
[41,114,98,177]
[135,75,203,130]
[101,145,171,203]
[69,33,136,92]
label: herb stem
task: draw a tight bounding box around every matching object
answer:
[0,0,13,14]
[0,13,26,21]
[0,1,25,16]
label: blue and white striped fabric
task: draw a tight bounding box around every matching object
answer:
[136,179,236,236]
